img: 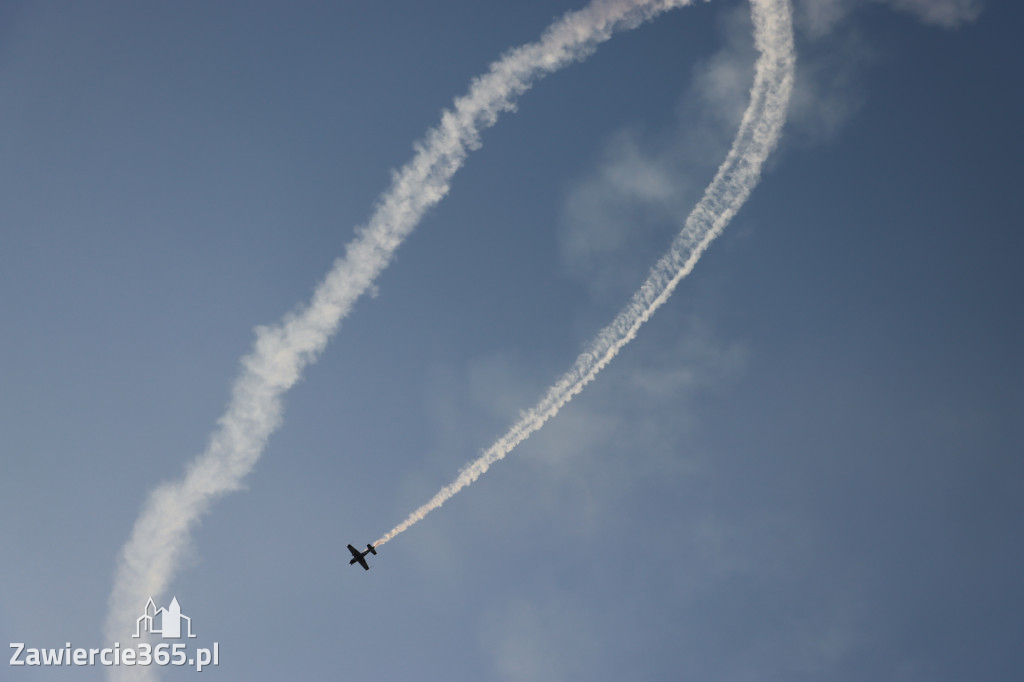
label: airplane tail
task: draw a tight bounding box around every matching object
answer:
[367,544,377,555]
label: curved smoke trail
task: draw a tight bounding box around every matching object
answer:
[374,0,794,547]
[105,1,698,676]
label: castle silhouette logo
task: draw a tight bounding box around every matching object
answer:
[133,597,197,639]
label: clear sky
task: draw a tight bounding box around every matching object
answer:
[1,1,1020,680]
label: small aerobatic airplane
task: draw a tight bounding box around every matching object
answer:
[347,543,377,571]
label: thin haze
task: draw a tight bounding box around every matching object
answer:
[105,0,698,674]
[374,0,794,546]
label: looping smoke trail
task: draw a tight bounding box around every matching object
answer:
[105,1,697,677]
[374,0,794,548]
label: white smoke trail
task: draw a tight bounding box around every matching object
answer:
[105,1,697,676]
[374,0,794,547]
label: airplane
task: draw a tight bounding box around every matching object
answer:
[347,543,377,571]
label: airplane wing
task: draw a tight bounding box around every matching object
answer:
[355,556,369,570]
[347,544,361,558]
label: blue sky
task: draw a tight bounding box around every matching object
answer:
[2,1,1021,680]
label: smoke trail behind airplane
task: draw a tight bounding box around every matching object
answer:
[105,2,698,678]
[374,0,795,548]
